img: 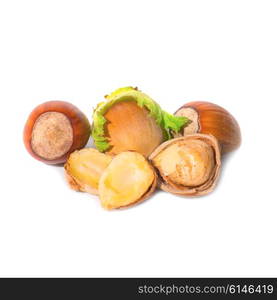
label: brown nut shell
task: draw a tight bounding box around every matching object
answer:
[98,151,157,209]
[149,134,221,196]
[174,101,241,154]
[23,101,91,164]
[64,148,113,195]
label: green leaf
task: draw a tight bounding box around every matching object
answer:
[162,110,189,139]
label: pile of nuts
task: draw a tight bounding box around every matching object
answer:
[23,87,241,210]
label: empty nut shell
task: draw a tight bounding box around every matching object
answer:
[149,134,221,196]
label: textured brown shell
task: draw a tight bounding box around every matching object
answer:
[23,101,91,164]
[175,101,241,154]
[149,134,221,196]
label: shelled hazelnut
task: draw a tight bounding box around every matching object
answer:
[149,134,221,196]
[65,149,157,209]
[65,148,113,195]
[99,151,157,209]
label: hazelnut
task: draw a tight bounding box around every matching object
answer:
[99,151,157,209]
[174,101,241,154]
[23,101,90,164]
[92,87,189,157]
[149,134,221,196]
[64,148,112,195]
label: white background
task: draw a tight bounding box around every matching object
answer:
[0,0,276,277]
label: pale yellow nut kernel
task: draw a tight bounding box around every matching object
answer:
[99,151,155,209]
[65,148,112,194]
[152,140,215,187]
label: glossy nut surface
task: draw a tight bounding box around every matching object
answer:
[175,101,241,154]
[23,101,91,164]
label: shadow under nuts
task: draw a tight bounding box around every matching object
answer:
[149,134,221,196]
[174,101,241,154]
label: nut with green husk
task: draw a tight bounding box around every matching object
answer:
[149,134,221,196]
[92,87,189,157]
[23,101,91,164]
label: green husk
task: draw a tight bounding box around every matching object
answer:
[92,87,189,152]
